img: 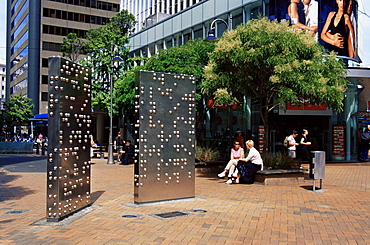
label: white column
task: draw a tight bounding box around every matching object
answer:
[171,0,175,14]
[166,0,170,14]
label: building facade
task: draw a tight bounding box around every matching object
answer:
[6,0,120,117]
[122,0,205,32]
[0,59,5,109]
[124,0,370,162]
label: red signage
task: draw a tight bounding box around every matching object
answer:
[208,98,237,109]
[286,98,326,110]
[332,126,345,158]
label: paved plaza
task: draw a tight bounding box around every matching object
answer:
[1,155,370,244]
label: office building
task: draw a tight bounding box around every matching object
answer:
[0,58,5,109]
[6,0,120,118]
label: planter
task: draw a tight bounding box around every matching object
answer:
[0,142,34,154]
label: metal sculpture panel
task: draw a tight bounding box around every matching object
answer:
[134,71,196,203]
[46,57,91,221]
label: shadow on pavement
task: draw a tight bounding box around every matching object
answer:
[91,190,105,203]
[0,172,36,201]
[0,154,47,166]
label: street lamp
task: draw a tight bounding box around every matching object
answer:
[204,17,232,42]
[107,52,124,164]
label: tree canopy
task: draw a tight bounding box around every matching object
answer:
[2,95,34,126]
[144,38,215,81]
[61,33,85,62]
[202,17,348,153]
[79,10,137,114]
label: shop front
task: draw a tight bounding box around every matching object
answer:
[203,68,370,162]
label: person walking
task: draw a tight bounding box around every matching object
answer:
[297,129,312,168]
[114,132,124,161]
[287,130,299,159]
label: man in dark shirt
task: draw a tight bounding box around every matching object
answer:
[120,140,134,165]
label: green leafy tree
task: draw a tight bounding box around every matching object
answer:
[203,17,348,153]
[61,33,85,62]
[2,95,34,127]
[80,10,137,114]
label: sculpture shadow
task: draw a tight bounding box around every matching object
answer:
[90,190,105,203]
[0,172,37,201]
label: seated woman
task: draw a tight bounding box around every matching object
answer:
[218,140,245,183]
[234,140,263,184]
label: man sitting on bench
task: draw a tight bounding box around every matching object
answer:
[120,140,134,165]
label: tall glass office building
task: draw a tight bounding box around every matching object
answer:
[6,0,120,117]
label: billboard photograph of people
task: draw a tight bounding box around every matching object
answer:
[269,0,358,60]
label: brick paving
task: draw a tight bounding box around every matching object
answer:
[1,158,370,244]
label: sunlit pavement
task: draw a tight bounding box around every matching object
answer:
[1,155,370,244]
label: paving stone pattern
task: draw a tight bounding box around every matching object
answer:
[1,158,370,244]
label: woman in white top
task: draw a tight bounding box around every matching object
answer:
[234,140,263,184]
[218,140,245,183]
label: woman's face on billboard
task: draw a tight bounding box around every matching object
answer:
[336,0,345,11]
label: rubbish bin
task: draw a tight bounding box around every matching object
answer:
[310,151,325,191]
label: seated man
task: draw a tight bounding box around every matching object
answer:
[120,140,134,165]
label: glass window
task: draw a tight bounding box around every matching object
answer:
[42,75,48,84]
[41,92,48,101]
[11,14,28,42]
[42,58,48,67]
[183,29,192,44]
[11,30,28,55]
[165,37,173,48]
[11,0,29,29]
[193,24,203,39]
[231,9,243,29]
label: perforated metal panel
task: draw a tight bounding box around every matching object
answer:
[134,71,196,203]
[46,57,91,221]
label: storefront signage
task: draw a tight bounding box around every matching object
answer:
[332,126,345,158]
[258,125,265,153]
[208,98,237,109]
[286,99,326,110]
[358,111,370,119]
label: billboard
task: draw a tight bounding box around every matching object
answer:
[269,0,358,61]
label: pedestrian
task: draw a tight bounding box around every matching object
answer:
[114,132,124,161]
[360,128,370,161]
[235,131,245,149]
[120,140,134,165]
[287,130,299,159]
[218,140,245,183]
[234,140,263,184]
[297,129,312,168]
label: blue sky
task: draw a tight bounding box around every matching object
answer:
[0,0,369,65]
[0,0,6,62]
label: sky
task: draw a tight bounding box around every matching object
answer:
[0,0,369,65]
[0,0,6,62]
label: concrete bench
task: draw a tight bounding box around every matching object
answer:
[254,169,306,185]
[91,146,106,159]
